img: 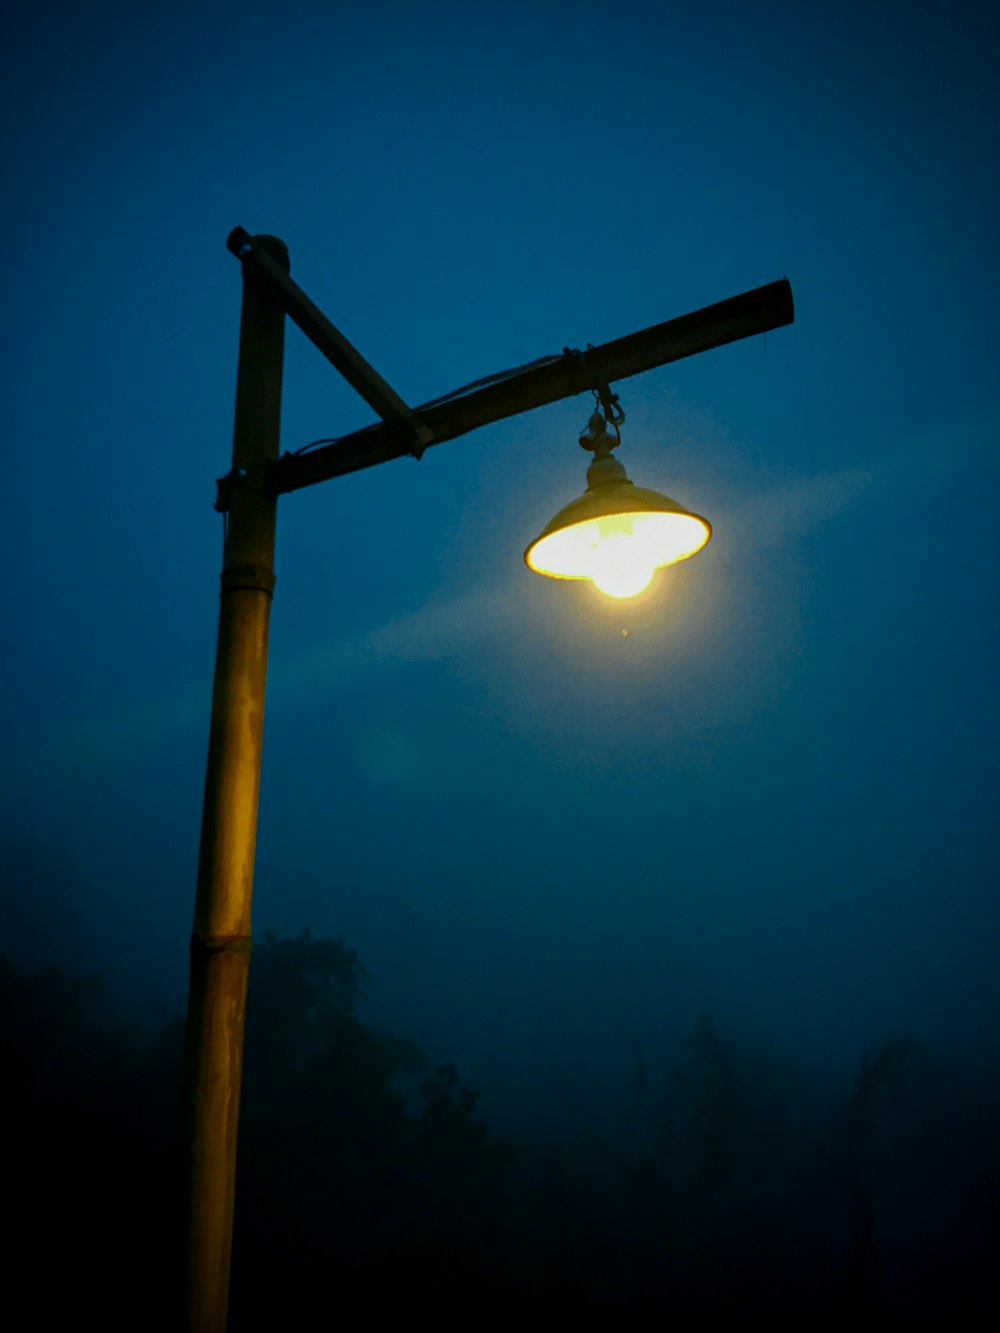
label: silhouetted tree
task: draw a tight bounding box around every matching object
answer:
[230,930,513,1328]
[5,930,997,1331]
[830,1036,931,1325]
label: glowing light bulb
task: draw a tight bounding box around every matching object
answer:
[587,518,656,598]
[590,546,655,597]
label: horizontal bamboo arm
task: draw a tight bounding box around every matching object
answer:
[266,277,793,494]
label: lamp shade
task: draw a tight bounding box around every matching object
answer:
[525,456,711,598]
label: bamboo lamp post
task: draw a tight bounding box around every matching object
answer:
[180,228,794,1331]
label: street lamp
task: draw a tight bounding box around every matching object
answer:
[525,401,711,598]
[180,228,793,1332]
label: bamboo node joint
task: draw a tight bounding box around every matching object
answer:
[220,565,276,596]
[190,931,253,959]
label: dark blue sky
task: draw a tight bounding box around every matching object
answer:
[2,1,997,1127]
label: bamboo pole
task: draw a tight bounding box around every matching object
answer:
[180,235,287,1333]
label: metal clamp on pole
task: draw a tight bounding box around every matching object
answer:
[214,470,242,513]
[214,465,272,513]
[406,418,435,461]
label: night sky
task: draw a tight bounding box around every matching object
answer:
[3,0,998,1199]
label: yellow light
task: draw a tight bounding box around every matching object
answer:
[591,530,656,598]
[526,489,711,599]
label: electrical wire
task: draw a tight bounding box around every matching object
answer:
[286,352,568,457]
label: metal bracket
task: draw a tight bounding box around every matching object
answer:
[214,469,242,513]
[214,466,272,513]
[562,346,625,426]
[407,420,435,461]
